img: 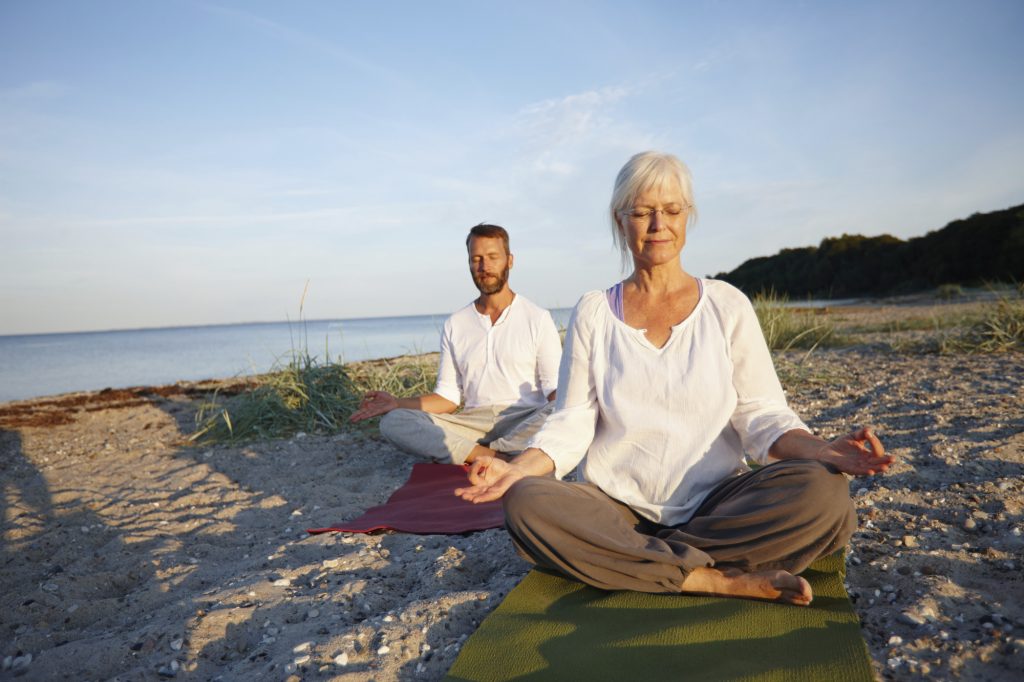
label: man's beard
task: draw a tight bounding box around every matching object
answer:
[472,266,510,295]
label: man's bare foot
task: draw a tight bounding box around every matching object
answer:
[680,566,813,606]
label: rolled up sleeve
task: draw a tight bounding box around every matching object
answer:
[433,322,463,406]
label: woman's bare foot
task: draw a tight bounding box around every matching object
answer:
[680,566,813,606]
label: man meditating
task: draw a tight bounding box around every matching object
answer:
[456,152,893,605]
[350,223,562,465]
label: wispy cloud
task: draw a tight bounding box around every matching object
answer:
[501,84,657,183]
[512,86,632,145]
[199,3,401,83]
[0,81,70,101]
[70,208,369,228]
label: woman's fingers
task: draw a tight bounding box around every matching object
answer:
[864,428,888,458]
[454,484,481,501]
[457,461,521,503]
[467,457,492,485]
[454,482,501,503]
[853,427,893,472]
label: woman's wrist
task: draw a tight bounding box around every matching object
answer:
[770,429,827,462]
[811,440,834,464]
[511,447,557,477]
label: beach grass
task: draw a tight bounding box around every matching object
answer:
[190,350,437,444]
[939,290,1024,353]
[752,291,844,352]
[345,353,437,398]
[191,281,439,443]
[845,287,1024,354]
[190,351,359,443]
[840,310,975,335]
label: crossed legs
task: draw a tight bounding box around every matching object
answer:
[379,402,555,464]
[503,459,856,604]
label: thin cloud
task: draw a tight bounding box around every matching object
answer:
[72,209,359,227]
[0,81,70,101]
[199,3,401,83]
[502,84,656,184]
[513,86,632,143]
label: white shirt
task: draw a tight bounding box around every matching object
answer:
[434,294,562,410]
[530,279,808,525]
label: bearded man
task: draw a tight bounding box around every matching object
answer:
[350,223,562,464]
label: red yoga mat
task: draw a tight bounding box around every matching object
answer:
[307,463,507,535]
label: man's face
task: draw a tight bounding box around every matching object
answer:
[468,236,512,295]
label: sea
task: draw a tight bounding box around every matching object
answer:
[0,310,575,404]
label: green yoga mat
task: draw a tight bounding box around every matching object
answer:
[447,552,873,682]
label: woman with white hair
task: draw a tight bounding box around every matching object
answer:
[457,151,892,604]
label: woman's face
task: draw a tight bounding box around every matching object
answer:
[618,177,689,269]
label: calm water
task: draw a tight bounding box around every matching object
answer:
[0,310,574,404]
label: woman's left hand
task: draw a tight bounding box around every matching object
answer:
[454,455,525,504]
[817,427,894,476]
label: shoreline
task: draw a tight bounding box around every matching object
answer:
[1,301,1022,680]
[2,287,1012,405]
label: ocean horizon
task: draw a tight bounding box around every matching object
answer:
[0,309,574,404]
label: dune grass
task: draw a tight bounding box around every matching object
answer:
[752,291,844,352]
[190,351,437,444]
[346,353,437,399]
[191,352,359,443]
[191,282,437,444]
[842,310,976,335]
[860,286,1024,354]
[940,291,1024,353]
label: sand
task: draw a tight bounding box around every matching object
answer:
[1,300,1022,681]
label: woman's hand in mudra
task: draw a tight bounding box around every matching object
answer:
[455,455,526,504]
[818,427,893,476]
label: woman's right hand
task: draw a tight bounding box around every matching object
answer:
[455,455,526,504]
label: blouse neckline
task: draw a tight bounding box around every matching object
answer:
[602,277,706,351]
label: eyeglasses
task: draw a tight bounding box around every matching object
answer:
[620,204,690,225]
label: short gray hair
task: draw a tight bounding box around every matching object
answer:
[609,151,698,271]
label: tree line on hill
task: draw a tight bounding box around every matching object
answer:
[714,203,1024,298]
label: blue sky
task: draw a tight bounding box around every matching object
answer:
[2,0,1022,335]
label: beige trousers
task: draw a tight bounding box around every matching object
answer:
[379,401,555,464]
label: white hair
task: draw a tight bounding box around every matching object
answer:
[609,151,698,271]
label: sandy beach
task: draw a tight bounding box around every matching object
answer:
[1,297,1022,681]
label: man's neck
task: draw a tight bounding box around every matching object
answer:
[474,288,515,324]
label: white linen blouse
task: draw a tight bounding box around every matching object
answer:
[529,279,808,525]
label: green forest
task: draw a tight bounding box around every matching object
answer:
[715,203,1024,298]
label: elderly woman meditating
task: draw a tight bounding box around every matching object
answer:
[457,151,893,605]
